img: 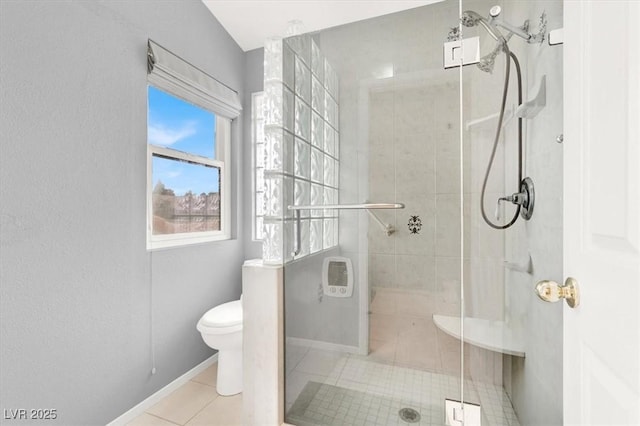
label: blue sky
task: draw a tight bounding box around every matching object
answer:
[148,86,219,195]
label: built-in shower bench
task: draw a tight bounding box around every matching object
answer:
[433,315,525,357]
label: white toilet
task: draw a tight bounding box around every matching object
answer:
[196,298,243,396]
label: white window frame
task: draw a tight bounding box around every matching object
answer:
[146,40,239,250]
[146,110,231,250]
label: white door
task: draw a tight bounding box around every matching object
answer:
[563,1,640,424]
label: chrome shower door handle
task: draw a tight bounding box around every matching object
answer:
[535,277,580,308]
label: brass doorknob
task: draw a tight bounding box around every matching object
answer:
[535,277,580,308]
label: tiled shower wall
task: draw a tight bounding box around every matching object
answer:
[368,79,464,314]
[316,0,473,311]
[362,8,506,386]
[262,35,339,264]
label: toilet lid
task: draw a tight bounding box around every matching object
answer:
[200,300,242,328]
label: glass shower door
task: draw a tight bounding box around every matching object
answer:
[272,1,470,425]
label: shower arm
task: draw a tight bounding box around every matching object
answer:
[492,19,532,42]
[488,5,546,44]
[287,203,405,257]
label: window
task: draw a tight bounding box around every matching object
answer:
[146,40,240,249]
[147,85,229,248]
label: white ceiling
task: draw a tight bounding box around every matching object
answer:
[203,1,440,52]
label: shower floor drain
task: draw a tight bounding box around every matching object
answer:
[399,407,421,423]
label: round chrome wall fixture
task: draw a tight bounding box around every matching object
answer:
[520,177,535,220]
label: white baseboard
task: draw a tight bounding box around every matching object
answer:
[106,354,218,426]
[286,337,361,355]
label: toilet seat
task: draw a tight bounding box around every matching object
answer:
[197,300,242,335]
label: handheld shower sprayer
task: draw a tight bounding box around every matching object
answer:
[459,6,540,229]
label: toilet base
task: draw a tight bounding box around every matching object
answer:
[217,349,242,396]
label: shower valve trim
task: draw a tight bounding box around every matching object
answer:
[496,177,535,221]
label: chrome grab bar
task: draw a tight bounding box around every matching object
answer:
[366,209,396,236]
[288,203,405,210]
[287,203,405,257]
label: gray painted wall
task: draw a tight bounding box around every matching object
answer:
[0,1,245,424]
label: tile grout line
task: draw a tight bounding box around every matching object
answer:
[289,345,311,375]
[143,367,220,426]
[142,412,183,426]
[180,392,221,426]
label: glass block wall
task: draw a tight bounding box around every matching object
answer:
[262,34,340,264]
[252,93,265,241]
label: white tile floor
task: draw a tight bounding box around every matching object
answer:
[286,349,520,426]
[127,363,242,426]
[284,286,520,425]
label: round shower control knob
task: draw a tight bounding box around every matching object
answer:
[490,5,502,18]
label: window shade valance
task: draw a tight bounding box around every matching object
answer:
[147,39,242,119]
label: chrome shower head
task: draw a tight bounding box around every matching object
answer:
[460,10,506,44]
[461,10,484,27]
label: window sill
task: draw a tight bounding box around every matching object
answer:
[147,232,230,251]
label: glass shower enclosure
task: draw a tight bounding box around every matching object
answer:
[261,0,563,424]
[273,2,469,422]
